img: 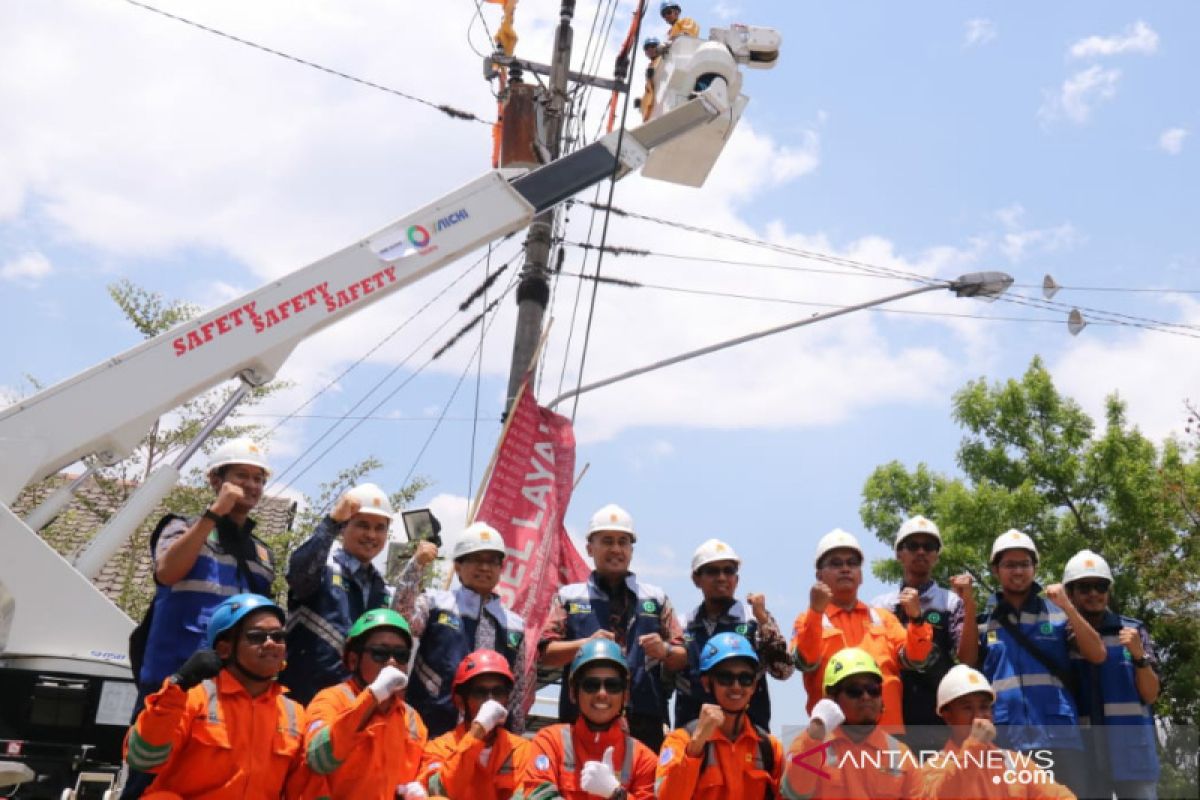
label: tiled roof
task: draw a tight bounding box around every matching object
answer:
[12,473,295,618]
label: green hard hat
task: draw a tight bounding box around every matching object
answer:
[345,608,411,652]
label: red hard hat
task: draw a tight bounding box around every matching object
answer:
[452,649,514,693]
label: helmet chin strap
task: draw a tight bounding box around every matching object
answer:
[228,653,276,683]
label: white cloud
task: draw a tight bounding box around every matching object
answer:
[992,203,1081,262]
[0,251,52,284]
[1069,20,1159,60]
[1041,65,1121,125]
[1159,127,1188,155]
[712,2,742,21]
[963,19,996,48]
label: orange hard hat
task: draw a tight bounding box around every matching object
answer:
[452,649,514,693]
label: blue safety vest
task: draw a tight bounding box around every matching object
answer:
[1071,611,1160,782]
[978,584,1083,752]
[674,600,770,729]
[280,524,390,705]
[140,518,274,687]
[407,587,524,737]
[555,572,671,722]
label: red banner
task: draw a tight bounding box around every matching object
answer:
[474,385,590,703]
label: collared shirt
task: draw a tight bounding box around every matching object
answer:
[539,571,684,648]
[689,600,794,680]
[871,579,965,650]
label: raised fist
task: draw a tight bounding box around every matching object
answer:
[210,482,245,516]
[810,582,833,614]
[331,493,362,523]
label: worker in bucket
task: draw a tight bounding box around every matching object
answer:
[123,438,276,799]
[302,608,430,800]
[538,503,685,751]
[1063,550,1160,800]
[638,36,662,122]
[869,514,978,753]
[419,649,530,799]
[789,528,934,733]
[673,538,793,731]
[660,2,699,41]
[916,665,1075,800]
[392,521,529,736]
[516,639,657,800]
[656,633,783,800]
[123,593,308,799]
[782,647,920,800]
[281,482,396,704]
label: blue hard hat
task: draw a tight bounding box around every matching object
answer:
[644,37,661,49]
[660,1,681,15]
[699,632,759,673]
[569,638,629,684]
[205,593,285,648]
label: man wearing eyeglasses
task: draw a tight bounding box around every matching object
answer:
[790,528,934,732]
[782,647,920,800]
[977,530,1106,798]
[673,538,793,731]
[392,522,528,737]
[539,503,686,751]
[658,633,783,800]
[419,650,530,800]
[303,608,431,800]
[282,483,403,704]
[870,515,978,753]
[1063,550,1160,800]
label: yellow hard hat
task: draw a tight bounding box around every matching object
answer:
[822,647,882,694]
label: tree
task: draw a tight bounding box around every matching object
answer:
[860,357,1199,784]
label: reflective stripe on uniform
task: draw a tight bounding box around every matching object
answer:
[1104,702,1151,717]
[559,727,634,784]
[281,697,300,738]
[287,606,345,653]
[991,673,1064,693]
[171,579,242,597]
[307,725,342,775]
[126,729,173,770]
[201,679,220,723]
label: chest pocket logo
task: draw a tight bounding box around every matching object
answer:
[437,611,462,630]
[331,574,345,590]
[507,631,523,649]
[639,600,659,616]
[568,602,592,615]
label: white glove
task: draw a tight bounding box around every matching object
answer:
[473,698,508,733]
[399,781,427,800]
[811,698,845,732]
[580,746,621,797]
[369,665,408,703]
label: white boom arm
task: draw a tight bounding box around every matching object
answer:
[0,92,726,669]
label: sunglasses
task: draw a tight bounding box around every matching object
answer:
[822,557,862,569]
[577,676,627,695]
[243,629,286,646]
[1072,580,1110,595]
[839,683,882,699]
[900,540,940,553]
[711,670,757,688]
[698,565,738,578]
[465,685,513,701]
[365,646,411,665]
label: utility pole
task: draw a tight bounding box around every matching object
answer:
[505,0,575,411]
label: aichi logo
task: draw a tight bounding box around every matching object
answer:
[407,225,432,248]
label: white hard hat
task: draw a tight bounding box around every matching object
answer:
[691,538,741,573]
[936,664,995,713]
[989,529,1038,564]
[814,528,864,566]
[1063,549,1113,585]
[588,503,637,542]
[206,437,271,476]
[895,515,941,548]
[344,482,394,520]
[453,522,507,560]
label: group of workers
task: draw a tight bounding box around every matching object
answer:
[119,438,1162,799]
[638,2,701,121]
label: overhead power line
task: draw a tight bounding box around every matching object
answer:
[125,0,490,124]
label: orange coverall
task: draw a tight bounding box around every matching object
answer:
[916,739,1077,800]
[782,725,920,800]
[515,719,658,800]
[656,721,784,800]
[790,603,933,731]
[123,672,307,800]
[302,680,428,799]
[419,722,529,800]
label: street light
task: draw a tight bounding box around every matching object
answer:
[549,271,1015,410]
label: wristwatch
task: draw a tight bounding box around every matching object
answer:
[202,508,223,524]
[1132,656,1149,669]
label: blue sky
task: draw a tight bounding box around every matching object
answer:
[2,1,1198,731]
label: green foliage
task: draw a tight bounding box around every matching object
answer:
[860,357,1200,776]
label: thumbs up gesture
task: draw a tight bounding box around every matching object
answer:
[581,746,622,797]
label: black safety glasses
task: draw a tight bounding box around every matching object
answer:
[577,676,627,695]
[839,683,882,699]
[711,670,756,687]
[366,646,411,664]
[243,629,287,646]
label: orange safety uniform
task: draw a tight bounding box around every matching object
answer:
[782,725,919,800]
[420,722,529,800]
[302,679,428,799]
[515,719,657,800]
[668,18,700,39]
[790,603,933,731]
[123,672,307,800]
[916,739,1076,800]
[656,720,783,800]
